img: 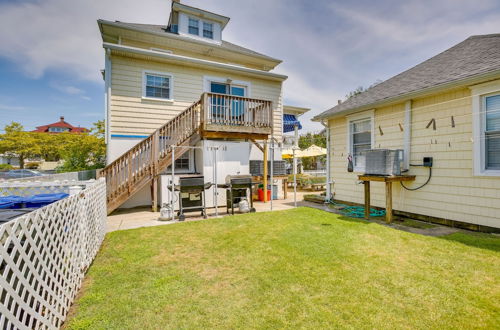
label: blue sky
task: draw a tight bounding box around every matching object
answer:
[0,0,500,133]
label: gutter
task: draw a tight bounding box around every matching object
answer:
[312,68,500,121]
[104,49,112,165]
[102,42,288,82]
[320,120,332,200]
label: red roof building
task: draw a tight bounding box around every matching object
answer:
[32,116,88,134]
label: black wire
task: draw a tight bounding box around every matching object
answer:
[401,167,432,191]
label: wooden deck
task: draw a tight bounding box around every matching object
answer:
[100,92,274,214]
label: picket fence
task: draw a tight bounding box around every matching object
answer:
[0,178,107,329]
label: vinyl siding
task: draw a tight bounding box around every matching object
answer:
[329,87,500,228]
[109,54,283,139]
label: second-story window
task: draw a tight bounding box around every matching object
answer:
[144,73,171,100]
[188,18,199,35]
[203,22,213,39]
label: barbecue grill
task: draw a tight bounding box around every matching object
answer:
[220,175,256,215]
[177,176,211,221]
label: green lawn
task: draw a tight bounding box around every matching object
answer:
[66,208,500,329]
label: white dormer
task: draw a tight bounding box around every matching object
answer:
[168,1,229,45]
[179,14,222,43]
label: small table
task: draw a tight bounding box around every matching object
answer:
[358,175,416,223]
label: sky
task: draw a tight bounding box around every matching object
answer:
[0,0,500,133]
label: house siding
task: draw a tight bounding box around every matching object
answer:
[329,87,500,228]
[109,54,283,140]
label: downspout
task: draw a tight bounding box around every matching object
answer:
[320,120,332,200]
[104,49,112,164]
[403,100,412,170]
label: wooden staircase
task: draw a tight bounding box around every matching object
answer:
[99,92,274,214]
[99,100,202,214]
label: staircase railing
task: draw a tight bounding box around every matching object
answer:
[99,100,201,212]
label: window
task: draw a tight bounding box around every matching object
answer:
[167,151,192,173]
[347,111,374,172]
[49,127,69,133]
[175,152,191,171]
[188,18,199,35]
[203,22,213,39]
[472,81,500,176]
[485,94,500,170]
[143,72,172,100]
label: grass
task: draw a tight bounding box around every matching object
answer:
[66,208,500,329]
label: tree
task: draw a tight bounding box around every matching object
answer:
[58,121,106,172]
[0,122,40,169]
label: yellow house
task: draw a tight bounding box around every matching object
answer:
[313,34,500,231]
[97,1,300,213]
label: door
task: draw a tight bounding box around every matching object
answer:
[210,82,247,124]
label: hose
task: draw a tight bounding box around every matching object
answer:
[400,167,432,191]
[326,199,386,218]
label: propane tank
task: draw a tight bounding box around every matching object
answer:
[238,198,250,213]
[158,203,172,221]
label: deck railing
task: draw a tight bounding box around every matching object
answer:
[201,92,273,134]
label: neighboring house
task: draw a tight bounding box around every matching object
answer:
[32,116,88,134]
[313,34,500,230]
[98,1,303,212]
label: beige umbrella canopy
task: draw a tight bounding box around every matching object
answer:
[282,144,326,158]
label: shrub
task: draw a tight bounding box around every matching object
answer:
[0,164,13,171]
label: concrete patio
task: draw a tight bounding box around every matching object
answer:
[107,191,312,232]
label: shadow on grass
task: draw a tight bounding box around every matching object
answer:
[439,232,500,253]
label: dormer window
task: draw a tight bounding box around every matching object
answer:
[203,22,213,39]
[188,18,199,35]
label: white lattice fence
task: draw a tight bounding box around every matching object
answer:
[0,178,107,329]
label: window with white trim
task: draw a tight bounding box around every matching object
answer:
[203,22,213,39]
[188,18,199,35]
[347,113,373,172]
[143,72,172,100]
[484,93,500,170]
[49,127,69,133]
[167,150,193,173]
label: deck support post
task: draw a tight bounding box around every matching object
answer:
[151,177,158,212]
[263,140,268,203]
[385,182,393,223]
[364,181,370,219]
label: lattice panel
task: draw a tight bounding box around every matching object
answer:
[0,181,91,197]
[0,179,107,329]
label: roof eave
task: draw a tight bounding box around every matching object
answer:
[312,68,500,121]
[103,42,288,81]
[97,19,282,66]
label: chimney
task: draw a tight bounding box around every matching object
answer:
[337,100,342,105]
[60,116,65,121]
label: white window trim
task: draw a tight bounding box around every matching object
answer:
[346,110,375,172]
[471,80,500,176]
[165,149,195,174]
[203,75,252,96]
[142,70,174,102]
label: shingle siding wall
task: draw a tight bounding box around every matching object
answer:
[109,54,283,138]
[329,87,500,228]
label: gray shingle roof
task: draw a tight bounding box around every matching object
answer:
[314,34,500,120]
[100,20,281,63]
